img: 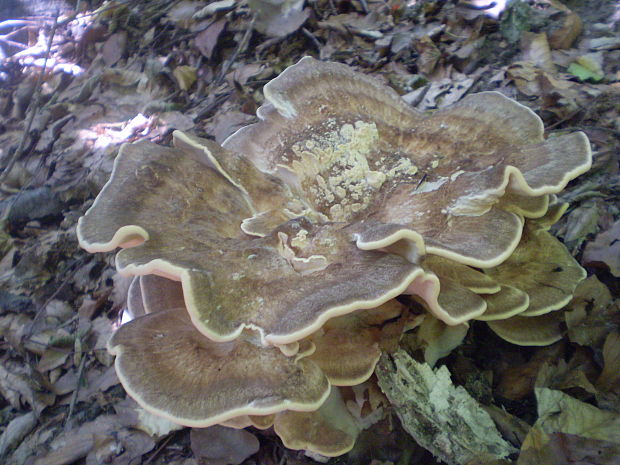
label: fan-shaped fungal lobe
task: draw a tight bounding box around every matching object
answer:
[77,136,423,345]
[78,56,591,337]
[108,307,330,427]
[78,56,593,459]
[224,57,591,269]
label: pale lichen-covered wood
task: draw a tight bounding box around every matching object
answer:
[376,350,517,465]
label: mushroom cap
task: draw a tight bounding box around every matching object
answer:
[487,312,564,346]
[416,315,469,366]
[224,56,591,268]
[405,273,488,325]
[107,307,330,427]
[485,223,586,317]
[77,136,427,345]
[422,255,500,294]
[78,58,591,335]
[273,387,359,457]
[480,205,585,341]
[305,300,407,386]
[475,285,530,321]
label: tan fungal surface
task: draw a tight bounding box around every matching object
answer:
[305,301,405,386]
[484,222,586,318]
[416,315,469,366]
[108,307,330,427]
[480,205,586,341]
[475,285,530,321]
[224,57,591,268]
[79,57,591,341]
[220,415,275,430]
[498,193,549,218]
[273,387,359,457]
[77,136,425,345]
[139,275,185,314]
[74,57,598,460]
[126,276,146,319]
[422,256,500,294]
[487,312,564,346]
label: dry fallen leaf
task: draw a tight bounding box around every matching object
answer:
[0,412,37,459]
[596,332,620,398]
[496,343,565,401]
[520,32,555,73]
[518,427,620,465]
[535,387,620,443]
[583,219,620,277]
[195,19,226,60]
[565,276,618,349]
[248,0,310,38]
[173,66,198,91]
[415,36,442,75]
[102,31,127,66]
[190,425,259,465]
[548,12,583,50]
[535,359,597,397]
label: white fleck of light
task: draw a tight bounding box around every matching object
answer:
[461,0,510,19]
[118,309,133,326]
[416,177,448,193]
[439,122,448,129]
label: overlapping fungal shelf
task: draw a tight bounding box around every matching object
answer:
[77,57,592,456]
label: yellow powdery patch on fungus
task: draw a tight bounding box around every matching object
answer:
[288,120,417,222]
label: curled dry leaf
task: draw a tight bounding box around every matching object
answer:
[583,219,620,277]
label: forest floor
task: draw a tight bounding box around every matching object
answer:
[0,1,618,464]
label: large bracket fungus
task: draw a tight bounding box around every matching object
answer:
[78,57,592,457]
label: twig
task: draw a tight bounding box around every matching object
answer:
[23,256,88,340]
[0,36,28,49]
[301,27,322,51]
[64,352,87,431]
[194,91,231,120]
[142,433,176,465]
[0,13,59,184]
[213,16,255,88]
[0,20,38,30]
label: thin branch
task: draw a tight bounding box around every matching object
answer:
[64,352,87,431]
[0,13,59,184]
[0,20,39,30]
[23,257,88,340]
[143,433,176,465]
[213,16,255,88]
[301,27,322,51]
